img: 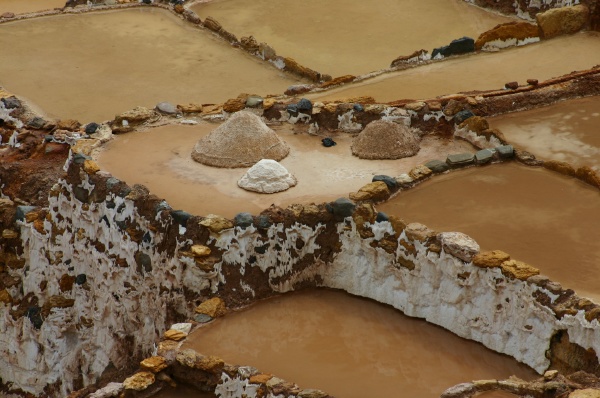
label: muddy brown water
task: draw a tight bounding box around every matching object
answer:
[378,162,600,302]
[0,0,65,14]
[183,289,537,398]
[309,32,600,103]
[96,122,475,218]
[0,8,301,123]
[489,96,600,171]
[191,0,513,76]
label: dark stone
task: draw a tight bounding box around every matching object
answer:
[105,201,116,210]
[424,160,449,173]
[73,187,89,203]
[75,274,87,285]
[142,232,152,243]
[432,37,475,58]
[28,117,46,129]
[142,0,151,3]
[330,198,355,219]
[26,306,43,329]
[115,220,128,231]
[475,149,495,164]
[376,212,389,223]
[254,243,270,254]
[496,145,514,159]
[353,103,364,112]
[44,135,54,143]
[505,81,519,90]
[106,177,121,190]
[194,313,213,323]
[321,137,336,147]
[171,210,191,227]
[446,153,475,167]
[135,252,152,274]
[372,175,397,189]
[431,45,449,59]
[156,102,179,115]
[72,153,91,165]
[234,212,254,228]
[15,206,37,222]
[117,186,132,198]
[101,215,110,226]
[454,110,474,124]
[286,104,299,117]
[85,123,100,135]
[255,215,271,230]
[1,96,21,109]
[297,98,313,114]
[284,84,314,96]
[527,79,538,86]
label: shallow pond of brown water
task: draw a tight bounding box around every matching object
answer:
[0,8,301,123]
[96,122,474,218]
[378,162,600,302]
[191,0,513,76]
[183,289,537,398]
[0,0,65,14]
[489,96,600,171]
[309,32,600,103]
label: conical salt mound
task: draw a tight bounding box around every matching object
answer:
[238,159,297,194]
[192,111,290,168]
[351,120,420,160]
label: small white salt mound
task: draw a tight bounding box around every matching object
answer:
[238,159,297,194]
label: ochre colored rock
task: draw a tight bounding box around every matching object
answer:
[42,295,75,317]
[283,57,320,81]
[140,356,168,373]
[405,101,426,112]
[320,75,356,89]
[576,166,600,188]
[164,329,187,341]
[390,49,428,67]
[475,22,539,50]
[501,259,540,280]
[199,215,234,233]
[536,5,589,39]
[543,160,576,177]
[569,389,600,398]
[203,16,222,32]
[114,106,156,125]
[473,250,511,268]
[2,229,18,239]
[349,181,390,202]
[71,139,101,156]
[408,165,433,181]
[222,98,246,113]
[249,374,274,384]
[195,297,227,318]
[59,274,76,292]
[83,160,100,174]
[56,119,81,131]
[0,289,12,305]
[404,222,435,242]
[177,103,203,113]
[123,372,155,391]
[459,116,489,134]
[191,245,211,258]
[437,232,480,262]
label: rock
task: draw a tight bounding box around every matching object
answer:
[245,96,263,108]
[191,245,211,257]
[140,356,168,373]
[438,232,480,262]
[425,159,449,173]
[319,74,356,89]
[459,116,489,134]
[234,212,254,228]
[443,99,464,116]
[83,159,100,174]
[90,124,113,144]
[576,166,600,188]
[203,16,222,32]
[473,250,511,268]
[475,22,539,50]
[114,106,156,130]
[321,137,336,147]
[123,372,155,391]
[408,165,432,181]
[59,274,76,292]
[156,102,179,115]
[441,382,476,398]
[283,56,320,81]
[194,313,213,323]
[249,373,273,384]
[135,252,152,273]
[42,295,75,317]
[496,145,514,159]
[454,109,474,124]
[475,149,495,164]
[170,210,191,227]
[223,97,246,113]
[372,175,397,190]
[15,205,38,222]
[536,5,589,39]
[298,389,329,398]
[390,49,428,67]
[447,153,475,167]
[527,79,539,85]
[1,96,20,109]
[88,382,124,398]
[405,101,426,112]
[57,119,81,131]
[238,159,297,194]
[195,297,227,318]
[544,160,576,177]
[177,103,203,113]
[0,289,12,305]
[501,259,540,280]
[259,42,276,60]
[84,122,100,134]
[199,214,233,233]
[1,12,15,19]
[569,389,600,398]
[353,103,364,112]
[505,81,519,90]
[28,117,46,129]
[284,84,314,96]
[432,37,474,58]
[395,173,414,187]
[2,229,18,239]
[352,120,420,160]
[75,274,87,285]
[330,198,356,219]
[544,370,559,381]
[297,98,313,114]
[240,35,259,52]
[164,329,187,341]
[349,181,390,202]
[405,222,435,242]
[192,111,290,168]
[171,323,192,335]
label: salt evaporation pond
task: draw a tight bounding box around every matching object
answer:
[0,0,65,15]
[378,162,600,302]
[489,96,600,171]
[183,289,536,398]
[309,32,600,103]
[0,8,301,123]
[192,0,513,76]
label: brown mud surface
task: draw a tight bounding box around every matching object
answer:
[378,162,600,302]
[184,289,537,398]
[489,96,600,171]
[191,0,513,76]
[308,32,600,103]
[0,8,301,123]
[0,0,65,14]
[96,122,475,218]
